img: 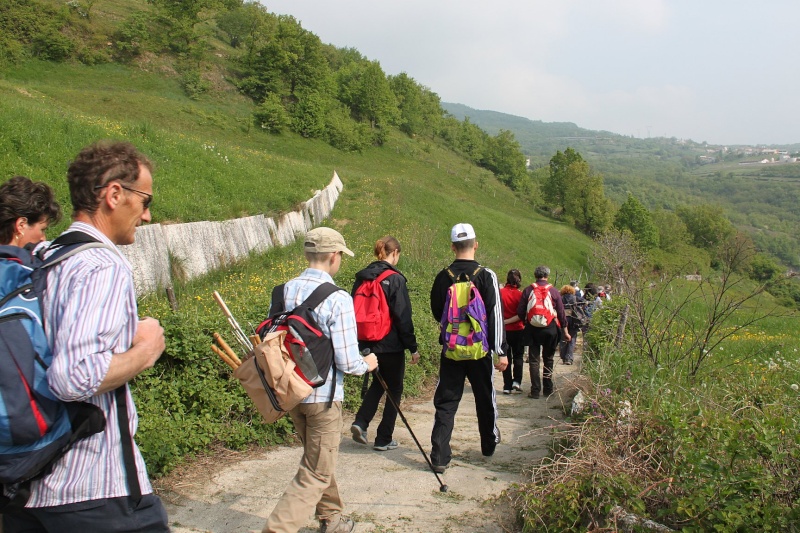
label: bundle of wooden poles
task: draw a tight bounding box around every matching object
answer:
[211,291,261,370]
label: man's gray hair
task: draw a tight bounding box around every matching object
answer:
[534,265,550,279]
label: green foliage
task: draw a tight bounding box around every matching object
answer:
[112,12,153,61]
[179,68,211,99]
[614,193,659,249]
[253,93,290,133]
[546,147,583,209]
[678,204,736,250]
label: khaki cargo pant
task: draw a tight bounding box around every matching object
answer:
[263,401,344,533]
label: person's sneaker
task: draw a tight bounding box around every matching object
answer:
[502,389,511,395]
[320,515,355,533]
[512,382,522,392]
[528,391,539,399]
[373,440,399,451]
[350,424,367,445]
[432,464,446,474]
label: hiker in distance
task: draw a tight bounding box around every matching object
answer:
[263,227,378,533]
[518,265,570,399]
[429,223,507,474]
[499,269,526,394]
[558,284,583,365]
[351,236,420,451]
[3,142,169,531]
[0,176,61,250]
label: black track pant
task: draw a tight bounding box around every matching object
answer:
[527,321,559,394]
[502,329,526,390]
[430,353,500,467]
[354,352,405,447]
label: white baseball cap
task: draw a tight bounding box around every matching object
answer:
[450,223,476,242]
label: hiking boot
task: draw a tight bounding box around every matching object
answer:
[373,440,398,451]
[350,424,367,445]
[528,391,539,399]
[511,381,522,392]
[320,515,356,533]
[432,464,446,474]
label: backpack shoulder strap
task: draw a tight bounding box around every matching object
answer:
[40,231,112,269]
[268,284,285,317]
[374,270,396,284]
[302,282,342,310]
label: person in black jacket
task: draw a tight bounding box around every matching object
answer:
[428,223,507,473]
[351,236,420,451]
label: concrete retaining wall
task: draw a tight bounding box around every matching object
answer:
[119,171,341,296]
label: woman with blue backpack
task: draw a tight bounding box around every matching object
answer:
[350,236,420,451]
[0,176,61,249]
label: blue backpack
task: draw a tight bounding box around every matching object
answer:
[0,232,108,498]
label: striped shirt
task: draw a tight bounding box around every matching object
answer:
[280,268,370,403]
[27,222,153,507]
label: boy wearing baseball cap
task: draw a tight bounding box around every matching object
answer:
[428,223,507,474]
[264,227,377,533]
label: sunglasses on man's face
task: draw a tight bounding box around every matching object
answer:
[94,183,153,209]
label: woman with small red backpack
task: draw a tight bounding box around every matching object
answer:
[499,269,526,394]
[350,236,420,451]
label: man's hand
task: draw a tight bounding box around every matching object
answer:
[410,352,421,365]
[133,317,166,370]
[563,329,572,343]
[494,355,508,372]
[364,353,378,372]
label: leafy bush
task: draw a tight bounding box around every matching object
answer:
[180,69,211,100]
[113,12,152,61]
[253,93,290,133]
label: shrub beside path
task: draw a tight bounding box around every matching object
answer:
[160,352,581,532]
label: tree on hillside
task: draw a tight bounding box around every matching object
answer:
[238,15,331,103]
[388,72,442,138]
[483,129,528,190]
[546,148,583,209]
[337,59,398,133]
[614,193,659,250]
[562,161,614,235]
[651,208,690,252]
[677,204,735,250]
[216,1,274,51]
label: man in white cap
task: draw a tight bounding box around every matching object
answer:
[428,223,507,474]
[263,227,378,533]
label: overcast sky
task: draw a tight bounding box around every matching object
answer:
[263,0,799,146]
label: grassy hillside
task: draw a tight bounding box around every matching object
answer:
[0,55,593,474]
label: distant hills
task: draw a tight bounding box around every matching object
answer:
[441,102,800,163]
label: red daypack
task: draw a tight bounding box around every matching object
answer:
[526,283,559,328]
[353,270,396,341]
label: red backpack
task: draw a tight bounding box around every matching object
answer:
[353,270,396,341]
[526,283,559,328]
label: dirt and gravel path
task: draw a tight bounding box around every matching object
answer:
[158,353,581,533]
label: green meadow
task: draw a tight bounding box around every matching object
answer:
[2,11,799,529]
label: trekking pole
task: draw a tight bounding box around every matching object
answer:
[212,291,253,355]
[361,350,448,492]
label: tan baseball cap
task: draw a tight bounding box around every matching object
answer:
[304,227,354,256]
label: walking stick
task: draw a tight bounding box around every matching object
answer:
[361,350,448,492]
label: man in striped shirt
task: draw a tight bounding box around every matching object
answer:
[264,227,377,533]
[3,142,169,532]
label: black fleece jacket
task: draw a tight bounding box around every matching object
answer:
[351,260,418,354]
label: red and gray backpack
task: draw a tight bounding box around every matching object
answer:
[526,283,559,328]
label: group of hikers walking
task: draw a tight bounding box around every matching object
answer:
[0,140,609,533]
